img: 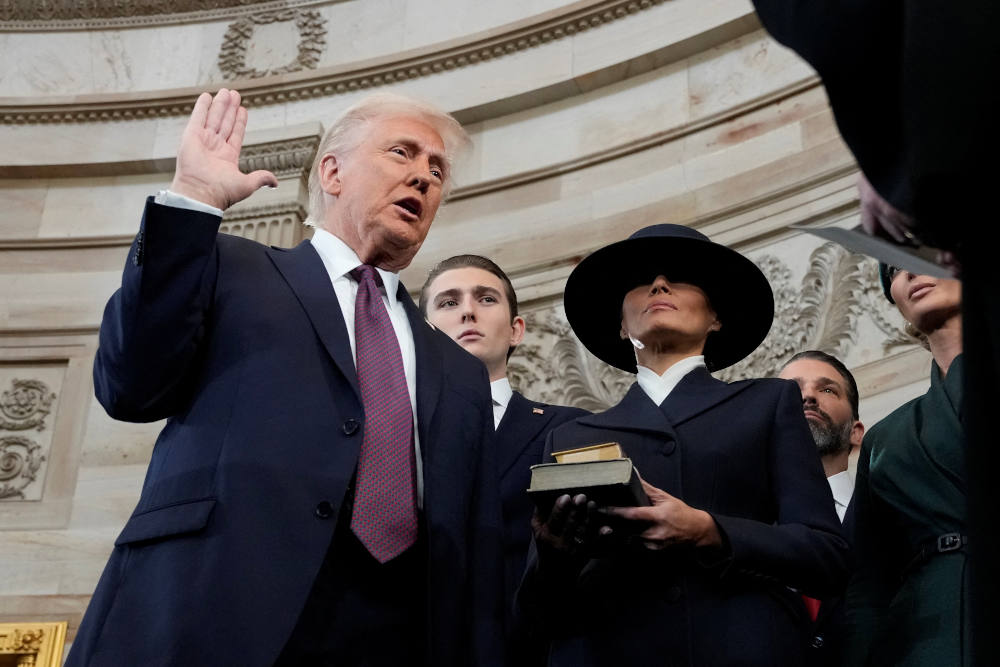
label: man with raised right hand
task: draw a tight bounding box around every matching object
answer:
[67,89,504,667]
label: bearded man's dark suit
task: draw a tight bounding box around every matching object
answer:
[66,200,504,667]
[517,369,849,667]
[496,392,588,665]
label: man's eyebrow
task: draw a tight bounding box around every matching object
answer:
[472,285,502,297]
[814,376,844,390]
[431,287,462,303]
[390,137,448,171]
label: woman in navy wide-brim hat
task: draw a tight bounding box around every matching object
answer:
[517,224,849,667]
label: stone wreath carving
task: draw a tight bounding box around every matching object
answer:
[509,242,916,410]
[0,379,56,431]
[219,8,327,80]
[0,435,45,500]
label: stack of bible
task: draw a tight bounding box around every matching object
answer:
[527,442,650,515]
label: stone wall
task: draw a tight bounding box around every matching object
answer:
[0,0,930,650]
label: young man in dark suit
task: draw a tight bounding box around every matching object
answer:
[68,89,503,667]
[420,255,588,665]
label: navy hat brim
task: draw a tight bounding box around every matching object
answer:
[564,225,774,373]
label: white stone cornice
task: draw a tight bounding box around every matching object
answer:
[0,0,332,32]
[0,0,680,125]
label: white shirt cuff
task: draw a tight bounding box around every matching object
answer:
[154,190,223,218]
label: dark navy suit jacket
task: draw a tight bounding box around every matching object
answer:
[67,201,504,667]
[518,369,849,667]
[496,392,587,665]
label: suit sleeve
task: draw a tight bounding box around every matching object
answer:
[93,198,223,422]
[709,380,850,598]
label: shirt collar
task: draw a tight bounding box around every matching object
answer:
[635,355,706,406]
[827,469,854,508]
[490,377,513,408]
[311,228,402,309]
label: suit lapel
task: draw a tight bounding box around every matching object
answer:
[266,241,360,402]
[398,287,443,451]
[497,392,557,479]
[658,367,754,426]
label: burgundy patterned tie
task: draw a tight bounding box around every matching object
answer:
[349,264,417,563]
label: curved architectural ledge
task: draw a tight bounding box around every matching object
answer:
[0,0,330,32]
[0,0,723,125]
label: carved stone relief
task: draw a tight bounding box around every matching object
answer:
[0,378,56,431]
[221,202,309,248]
[509,242,917,411]
[4,0,669,123]
[218,8,327,80]
[0,374,60,502]
[0,435,44,500]
[238,135,319,179]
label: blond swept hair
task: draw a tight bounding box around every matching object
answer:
[304,93,470,227]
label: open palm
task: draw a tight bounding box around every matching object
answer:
[170,88,277,210]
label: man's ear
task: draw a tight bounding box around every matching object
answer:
[319,153,343,196]
[850,420,865,448]
[510,316,526,347]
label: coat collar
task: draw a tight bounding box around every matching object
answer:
[578,368,753,434]
[398,288,443,448]
[496,391,558,478]
[657,366,755,426]
[267,240,360,403]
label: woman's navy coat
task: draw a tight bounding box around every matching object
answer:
[518,368,849,667]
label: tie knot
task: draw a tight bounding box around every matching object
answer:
[350,264,383,287]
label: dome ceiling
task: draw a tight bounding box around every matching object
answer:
[0,0,326,29]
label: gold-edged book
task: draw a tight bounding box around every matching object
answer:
[528,442,650,514]
[551,441,625,463]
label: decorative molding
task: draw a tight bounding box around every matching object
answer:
[1,0,673,125]
[0,379,56,432]
[238,135,320,178]
[0,435,45,500]
[219,9,327,80]
[0,0,329,32]
[221,201,310,247]
[0,623,67,667]
[508,242,918,411]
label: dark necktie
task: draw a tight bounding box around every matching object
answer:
[349,265,417,563]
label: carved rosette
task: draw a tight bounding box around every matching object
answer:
[0,435,45,500]
[218,9,327,80]
[509,242,919,410]
[0,379,56,431]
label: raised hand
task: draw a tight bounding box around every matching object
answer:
[170,89,278,210]
[603,479,721,550]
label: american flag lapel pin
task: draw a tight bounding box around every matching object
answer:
[532,407,545,415]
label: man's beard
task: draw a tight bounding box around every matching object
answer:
[807,413,854,457]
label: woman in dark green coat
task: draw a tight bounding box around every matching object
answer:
[844,265,967,666]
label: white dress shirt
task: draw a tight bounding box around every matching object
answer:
[826,469,854,523]
[155,191,424,503]
[490,377,513,430]
[635,355,707,406]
